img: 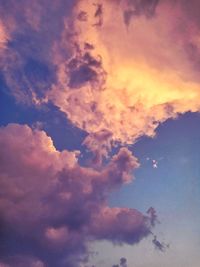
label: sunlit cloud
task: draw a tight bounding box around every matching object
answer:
[1,1,200,266]
[0,20,9,49]
[49,0,200,144]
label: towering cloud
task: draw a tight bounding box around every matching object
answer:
[1,0,200,144]
[49,0,200,144]
[0,124,155,267]
[1,0,200,266]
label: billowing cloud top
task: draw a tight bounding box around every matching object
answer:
[1,0,200,266]
[0,124,155,267]
[49,0,200,143]
[2,0,200,144]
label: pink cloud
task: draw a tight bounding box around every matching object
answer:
[0,124,155,266]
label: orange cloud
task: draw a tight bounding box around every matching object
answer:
[0,20,9,49]
[49,0,200,144]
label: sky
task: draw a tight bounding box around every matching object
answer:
[0,0,200,266]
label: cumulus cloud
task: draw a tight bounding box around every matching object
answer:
[48,0,200,145]
[1,1,199,265]
[0,124,156,267]
[2,0,200,145]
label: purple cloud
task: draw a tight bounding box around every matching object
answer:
[112,257,128,267]
[0,124,157,266]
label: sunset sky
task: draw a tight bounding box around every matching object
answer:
[0,1,200,267]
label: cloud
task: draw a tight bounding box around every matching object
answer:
[2,0,200,145]
[1,1,199,265]
[0,20,9,49]
[0,124,156,266]
[123,0,160,26]
[48,0,200,145]
[152,235,169,252]
[66,43,106,89]
[0,0,75,104]
[112,257,128,267]
[82,129,113,165]
[0,256,45,267]
[120,257,127,267]
[147,207,158,227]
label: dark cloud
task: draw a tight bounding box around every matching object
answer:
[123,0,160,26]
[77,11,88,22]
[93,3,103,27]
[147,207,158,227]
[152,235,169,252]
[67,44,106,89]
[120,257,127,267]
[69,64,98,88]
[75,3,104,27]
[112,257,128,267]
